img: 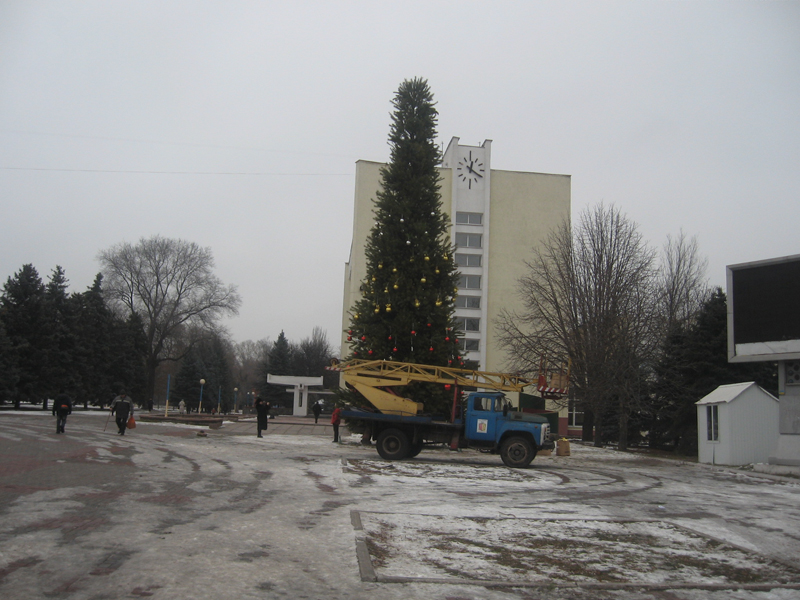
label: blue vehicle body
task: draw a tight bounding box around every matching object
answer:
[342,391,554,468]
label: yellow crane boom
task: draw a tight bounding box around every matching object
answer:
[329,359,532,416]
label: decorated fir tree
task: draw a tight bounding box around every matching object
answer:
[345,78,462,415]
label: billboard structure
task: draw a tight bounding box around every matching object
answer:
[727,253,800,466]
[727,254,800,363]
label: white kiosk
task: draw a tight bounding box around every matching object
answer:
[267,375,324,417]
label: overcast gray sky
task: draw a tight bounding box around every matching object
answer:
[1,1,798,350]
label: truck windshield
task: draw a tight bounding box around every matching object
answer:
[494,397,510,412]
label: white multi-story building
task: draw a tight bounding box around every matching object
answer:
[341,137,571,375]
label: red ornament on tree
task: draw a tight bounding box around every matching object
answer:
[361,335,366,341]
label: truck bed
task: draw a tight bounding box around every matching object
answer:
[341,407,463,430]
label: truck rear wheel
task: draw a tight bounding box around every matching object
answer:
[376,428,410,460]
[500,436,536,468]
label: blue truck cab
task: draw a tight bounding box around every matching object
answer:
[463,391,554,467]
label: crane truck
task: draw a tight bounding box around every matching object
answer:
[329,359,555,468]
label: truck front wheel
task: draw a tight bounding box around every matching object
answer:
[500,436,536,468]
[376,428,410,460]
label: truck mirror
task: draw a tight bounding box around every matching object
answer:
[503,404,509,417]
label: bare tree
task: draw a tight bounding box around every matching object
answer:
[657,230,710,336]
[497,204,658,448]
[98,235,241,405]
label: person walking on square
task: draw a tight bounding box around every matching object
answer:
[178,399,186,415]
[331,406,342,443]
[255,396,271,438]
[52,389,72,434]
[312,401,322,424]
[110,390,134,436]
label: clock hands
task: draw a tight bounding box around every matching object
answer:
[466,162,483,178]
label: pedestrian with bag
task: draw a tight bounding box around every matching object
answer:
[52,389,72,434]
[255,396,271,438]
[110,390,135,436]
[331,405,342,444]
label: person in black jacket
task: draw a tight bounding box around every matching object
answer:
[52,390,72,434]
[255,397,271,438]
[312,401,322,424]
[110,391,135,435]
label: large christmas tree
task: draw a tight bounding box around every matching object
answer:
[346,78,461,415]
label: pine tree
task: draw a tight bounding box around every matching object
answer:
[73,274,116,407]
[44,266,79,396]
[651,288,777,453]
[346,79,460,414]
[264,331,292,407]
[0,321,19,404]
[1,264,51,405]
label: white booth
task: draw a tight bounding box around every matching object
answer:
[696,382,779,466]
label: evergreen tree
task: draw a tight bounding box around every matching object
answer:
[0,321,19,404]
[264,331,292,407]
[43,266,79,396]
[73,274,116,407]
[651,288,777,453]
[346,78,460,414]
[1,265,51,405]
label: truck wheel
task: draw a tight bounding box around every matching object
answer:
[407,439,424,458]
[500,436,536,468]
[376,428,410,460]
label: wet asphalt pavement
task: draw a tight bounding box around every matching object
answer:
[1,410,800,600]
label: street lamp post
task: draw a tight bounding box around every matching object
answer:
[234,388,239,413]
[198,378,205,414]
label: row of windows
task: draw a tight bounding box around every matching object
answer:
[455,214,483,356]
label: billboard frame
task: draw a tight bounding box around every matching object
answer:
[727,253,800,364]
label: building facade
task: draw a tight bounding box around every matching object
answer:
[340,137,571,377]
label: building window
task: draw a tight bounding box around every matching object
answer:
[455,232,482,249]
[455,295,481,309]
[459,338,480,352]
[455,253,482,267]
[455,317,480,332]
[458,275,481,290]
[568,399,584,427]
[706,405,719,442]
[456,212,483,226]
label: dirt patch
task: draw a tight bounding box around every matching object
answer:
[359,514,800,586]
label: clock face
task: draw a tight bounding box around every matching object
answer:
[456,150,485,190]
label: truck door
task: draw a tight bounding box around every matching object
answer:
[465,395,496,441]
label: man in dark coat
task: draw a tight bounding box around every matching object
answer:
[312,401,322,424]
[52,390,72,434]
[110,391,135,436]
[255,396,271,438]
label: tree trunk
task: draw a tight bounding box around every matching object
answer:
[593,409,604,447]
[582,410,594,442]
[618,401,629,451]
